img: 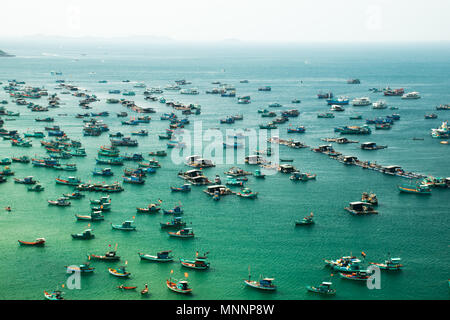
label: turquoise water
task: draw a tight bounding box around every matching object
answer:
[0,43,449,300]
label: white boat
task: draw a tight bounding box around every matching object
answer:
[180,88,199,95]
[330,104,345,111]
[352,97,371,106]
[372,100,388,109]
[401,91,421,99]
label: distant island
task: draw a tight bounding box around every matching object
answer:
[0,50,14,57]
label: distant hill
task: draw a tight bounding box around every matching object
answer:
[0,50,14,57]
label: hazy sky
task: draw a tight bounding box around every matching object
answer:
[0,0,449,42]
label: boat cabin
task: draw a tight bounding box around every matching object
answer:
[157,251,171,259]
[204,185,232,196]
[317,145,334,152]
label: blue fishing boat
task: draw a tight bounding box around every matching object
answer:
[398,183,431,194]
[168,228,194,238]
[326,97,349,105]
[160,216,186,229]
[244,276,276,291]
[370,257,403,271]
[92,167,113,176]
[180,252,210,270]
[295,213,315,225]
[123,175,145,184]
[287,126,305,133]
[237,188,258,199]
[170,184,191,192]
[163,205,184,215]
[65,263,95,273]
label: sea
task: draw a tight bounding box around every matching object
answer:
[0,41,449,300]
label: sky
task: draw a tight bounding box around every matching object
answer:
[0,0,449,42]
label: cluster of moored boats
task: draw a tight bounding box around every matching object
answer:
[1,75,449,300]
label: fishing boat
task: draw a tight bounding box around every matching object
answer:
[12,155,30,163]
[370,257,403,270]
[48,198,71,206]
[24,131,45,138]
[63,192,84,199]
[90,195,111,205]
[92,167,113,176]
[424,113,438,119]
[123,175,145,184]
[160,216,186,229]
[317,112,335,118]
[44,290,64,300]
[166,278,192,294]
[138,160,161,168]
[138,250,173,262]
[372,100,388,109]
[401,91,420,99]
[361,142,387,150]
[287,126,305,133]
[96,157,123,166]
[237,188,258,199]
[340,271,370,281]
[141,284,149,295]
[168,228,194,238]
[295,213,314,225]
[55,176,82,186]
[306,282,336,295]
[326,97,349,105]
[226,176,244,187]
[259,123,277,129]
[71,229,95,240]
[180,252,210,270]
[330,104,345,111]
[361,192,378,205]
[88,250,120,261]
[27,184,45,192]
[75,211,104,221]
[18,238,46,246]
[131,129,148,136]
[344,202,378,215]
[170,184,191,192]
[148,150,167,157]
[163,205,184,215]
[136,203,161,213]
[111,221,136,231]
[253,169,265,179]
[117,285,137,290]
[244,276,276,291]
[290,171,316,181]
[349,115,363,120]
[14,176,37,184]
[398,183,431,194]
[108,266,131,277]
[66,263,95,273]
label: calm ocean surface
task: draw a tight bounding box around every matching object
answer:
[0,42,449,300]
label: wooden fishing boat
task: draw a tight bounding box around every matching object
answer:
[55,177,82,186]
[398,184,431,194]
[123,175,145,184]
[28,184,45,192]
[92,168,113,176]
[88,250,120,261]
[111,221,136,231]
[44,290,64,300]
[361,192,378,205]
[71,229,95,240]
[117,285,137,290]
[369,257,403,270]
[160,216,186,229]
[148,150,167,157]
[290,171,316,181]
[253,169,265,179]
[138,251,173,262]
[141,284,149,295]
[237,188,258,199]
[63,192,85,199]
[65,263,95,273]
[295,213,314,225]
[14,176,36,184]
[166,278,192,294]
[170,184,191,192]
[163,205,184,215]
[109,266,131,277]
[168,228,194,238]
[18,238,46,246]
[344,202,378,215]
[339,271,370,281]
[306,282,336,295]
[137,204,161,213]
[75,211,104,221]
[12,156,30,163]
[48,198,71,206]
[244,277,276,291]
[180,253,210,270]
